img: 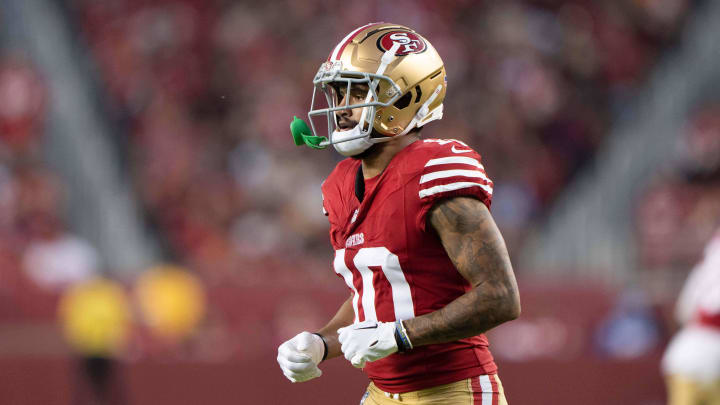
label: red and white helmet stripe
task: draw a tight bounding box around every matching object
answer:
[328,22,385,61]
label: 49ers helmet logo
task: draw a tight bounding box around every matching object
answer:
[377,31,427,56]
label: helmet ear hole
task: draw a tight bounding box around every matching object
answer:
[393,92,413,109]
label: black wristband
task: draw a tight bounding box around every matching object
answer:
[394,327,406,353]
[394,322,412,353]
[312,333,328,361]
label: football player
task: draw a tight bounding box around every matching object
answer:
[662,227,720,405]
[278,23,520,404]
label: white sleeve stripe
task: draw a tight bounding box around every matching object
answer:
[419,169,490,184]
[425,156,485,169]
[419,182,493,198]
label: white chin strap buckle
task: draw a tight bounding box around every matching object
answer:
[332,126,373,157]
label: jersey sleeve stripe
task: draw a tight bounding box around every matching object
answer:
[425,156,485,169]
[419,182,493,198]
[419,169,490,184]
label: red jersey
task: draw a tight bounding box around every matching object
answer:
[687,231,720,329]
[321,138,497,393]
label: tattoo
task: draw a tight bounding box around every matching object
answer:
[405,197,520,346]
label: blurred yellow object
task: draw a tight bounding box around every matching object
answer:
[58,278,131,356]
[135,265,206,341]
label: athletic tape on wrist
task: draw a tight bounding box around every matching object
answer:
[312,333,328,361]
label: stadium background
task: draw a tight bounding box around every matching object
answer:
[0,0,718,403]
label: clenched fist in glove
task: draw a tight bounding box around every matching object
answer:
[277,331,327,383]
[338,320,411,368]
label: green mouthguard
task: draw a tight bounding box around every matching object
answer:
[290,116,327,149]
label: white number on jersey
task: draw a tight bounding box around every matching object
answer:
[333,247,415,323]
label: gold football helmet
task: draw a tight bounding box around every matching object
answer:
[307,22,447,156]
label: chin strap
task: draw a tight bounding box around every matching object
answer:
[358,42,400,126]
[397,84,444,137]
[369,83,444,144]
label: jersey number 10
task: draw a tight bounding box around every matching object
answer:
[333,247,415,323]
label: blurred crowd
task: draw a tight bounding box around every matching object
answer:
[67,0,693,283]
[0,51,105,323]
[636,102,720,300]
[0,0,710,368]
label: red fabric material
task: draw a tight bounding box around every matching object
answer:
[413,140,493,232]
[471,376,483,404]
[697,309,720,329]
[470,375,500,404]
[490,374,500,405]
[321,139,496,393]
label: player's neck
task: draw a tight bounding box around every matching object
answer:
[361,134,419,179]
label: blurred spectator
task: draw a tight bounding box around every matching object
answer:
[58,278,131,405]
[22,229,99,291]
[594,289,662,359]
[0,47,72,324]
[17,167,100,291]
[0,52,46,154]
[0,49,105,321]
[678,104,720,181]
[636,103,720,285]
[134,264,206,344]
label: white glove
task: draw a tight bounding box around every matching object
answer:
[277,331,326,383]
[337,320,397,368]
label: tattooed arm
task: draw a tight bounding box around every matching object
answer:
[404,196,520,346]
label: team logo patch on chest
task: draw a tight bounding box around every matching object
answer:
[345,233,365,248]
